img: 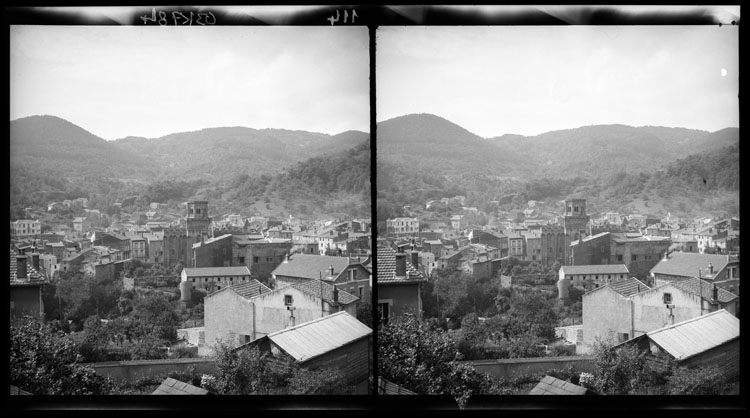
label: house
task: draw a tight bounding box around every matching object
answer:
[10,219,41,239]
[615,309,739,381]
[152,377,209,395]
[376,246,426,323]
[10,251,47,319]
[650,252,737,291]
[233,236,293,284]
[271,254,371,301]
[130,237,147,262]
[557,264,630,295]
[181,266,252,292]
[569,231,671,280]
[202,279,358,354]
[386,217,419,235]
[243,311,372,393]
[192,234,233,268]
[528,375,594,395]
[581,276,738,354]
[507,232,525,257]
[144,233,164,264]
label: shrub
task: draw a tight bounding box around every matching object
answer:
[667,366,726,395]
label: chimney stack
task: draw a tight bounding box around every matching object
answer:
[411,251,419,268]
[329,264,335,278]
[16,255,28,280]
[333,285,339,303]
[395,253,407,277]
[285,252,291,263]
[712,283,719,302]
[31,253,40,271]
[708,263,714,275]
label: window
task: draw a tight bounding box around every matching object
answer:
[266,257,273,263]
[358,286,364,298]
[631,254,637,261]
[663,293,672,304]
[253,257,259,263]
[378,302,391,324]
[348,269,355,282]
[239,256,245,264]
[284,295,293,306]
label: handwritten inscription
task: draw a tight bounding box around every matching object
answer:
[327,9,358,25]
[140,8,216,26]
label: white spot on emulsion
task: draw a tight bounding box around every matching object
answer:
[721,68,728,77]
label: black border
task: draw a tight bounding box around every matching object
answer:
[5,3,746,412]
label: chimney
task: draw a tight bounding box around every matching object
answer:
[16,255,28,280]
[329,264,335,278]
[712,283,719,302]
[395,253,407,277]
[333,285,339,303]
[411,251,419,268]
[708,263,713,275]
[31,253,40,271]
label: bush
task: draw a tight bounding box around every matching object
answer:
[667,366,726,395]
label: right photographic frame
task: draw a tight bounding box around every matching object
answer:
[373,5,740,409]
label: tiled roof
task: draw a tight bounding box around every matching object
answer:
[528,375,590,395]
[288,279,359,306]
[561,264,629,275]
[650,252,729,278]
[152,377,209,395]
[272,254,352,281]
[670,277,738,303]
[229,279,272,299]
[609,277,650,297]
[183,266,251,277]
[646,309,739,361]
[266,311,371,363]
[376,246,425,284]
[10,251,47,286]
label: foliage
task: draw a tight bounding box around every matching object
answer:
[378,314,497,408]
[589,340,668,395]
[356,299,373,328]
[10,316,113,395]
[504,289,558,340]
[667,366,727,395]
[208,341,351,395]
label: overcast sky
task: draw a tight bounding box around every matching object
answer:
[10,25,369,140]
[377,25,739,138]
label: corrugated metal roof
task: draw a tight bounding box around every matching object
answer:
[377,377,416,395]
[647,309,739,361]
[183,266,251,277]
[528,375,589,395]
[561,264,629,275]
[609,277,650,297]
[152,377,209,395]
[268,311,372,363]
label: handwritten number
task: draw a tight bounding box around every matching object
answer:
[328,9,357,25]
[328,9,340,26]
[157,11,168,26]
[140,8,157,24]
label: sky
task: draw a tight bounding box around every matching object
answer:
[377,25,739,138]
[10,25,369,140]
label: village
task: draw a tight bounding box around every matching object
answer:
[377,195,740,398]
[10,199,373,395]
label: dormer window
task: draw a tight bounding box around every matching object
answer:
[284,295,293,306]
[663,293,672,304]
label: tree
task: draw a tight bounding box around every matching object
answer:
[378,313,496,408]
[589,340,667,395]
[131,291,181,342]
[10,316,112,395]
[505,289,558,340]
